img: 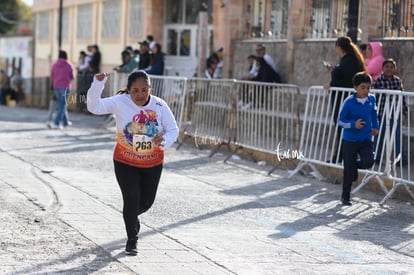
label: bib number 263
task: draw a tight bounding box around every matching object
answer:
[133,135,153,152]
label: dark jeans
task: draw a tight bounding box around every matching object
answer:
[341,140,374,201]
[114,160,163,239]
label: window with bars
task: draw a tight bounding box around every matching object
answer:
[269,0,288,39]
[247,0,288,39]
[37,12,49,40]
[102,0,120,38]
[165,0,213,24]
[380,0,414,37]
[251,0,265,37]
[129,0,143,38]
[305,0,351,39]
[77,4,92,40]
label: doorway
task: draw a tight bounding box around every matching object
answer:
[163,0,213,77]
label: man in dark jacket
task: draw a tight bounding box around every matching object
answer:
[138,40,151,70]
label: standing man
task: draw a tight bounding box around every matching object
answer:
[138,40,151,70]
[50,50,74,128]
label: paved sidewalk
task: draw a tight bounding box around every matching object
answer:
[0,105,413,274]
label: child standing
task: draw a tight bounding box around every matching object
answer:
[371,58,406,165]
[338,72,379,205]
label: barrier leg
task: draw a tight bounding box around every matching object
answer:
[287,161,307,178]
[351,174,375,194]
[352,174,388,195]
[379,181,400,205]
[176,129,190,150]
[268,163,280,176]
[403,184,414,199]
[224,145,243,163]
[308,163,325,181]
[209,142,228,158]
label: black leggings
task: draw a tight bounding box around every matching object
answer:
[114,160,163,239]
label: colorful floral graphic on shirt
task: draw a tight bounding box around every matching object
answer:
[114,109,163,168]
[123,110,159,145]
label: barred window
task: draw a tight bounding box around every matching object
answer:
[311,0,332,38]
[62,8,69,40]
[102,0,120,38]
[77,4,92,39]
[37,12,49,40]
[380,0,414,37]
[247,0,288,39]
[251,0,265,37]
[269,0,288,39]
[129,0,143,38]
[165,0,213,24]
[304,0,354,39]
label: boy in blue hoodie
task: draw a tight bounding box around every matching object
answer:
[338,72,379,205]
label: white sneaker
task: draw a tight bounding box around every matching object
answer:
[49,124,63,130]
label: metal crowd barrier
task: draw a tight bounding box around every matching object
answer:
[289,86,413,204]
[76,72,95,112]
[178,78,238,156]
[150,75,187,129]
[355,89,413,204]
[232,80,301,171]
[176,78,301,165]
[24,77,51,108]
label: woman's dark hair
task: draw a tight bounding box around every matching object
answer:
[352,72,372,86]
[335,36,366,72]
[59,50,68,60]
[116,70,151,94]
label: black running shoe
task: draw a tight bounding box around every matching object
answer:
[125,238,137,256]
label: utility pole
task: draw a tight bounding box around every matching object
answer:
[58,0,63,50]
[347,0,359,43]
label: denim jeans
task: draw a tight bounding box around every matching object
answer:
[53,88,69,127]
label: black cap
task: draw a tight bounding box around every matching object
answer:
[138,40,149,47]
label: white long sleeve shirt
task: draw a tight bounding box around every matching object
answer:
[87,76,179,168]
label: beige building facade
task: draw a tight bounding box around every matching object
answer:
[32,0,414,89]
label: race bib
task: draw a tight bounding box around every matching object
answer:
[133,135,153,152]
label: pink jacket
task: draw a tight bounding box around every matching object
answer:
[366,42,385,80]
[51,58,74,89]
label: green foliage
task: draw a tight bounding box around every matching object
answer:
[0,0,32,35]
